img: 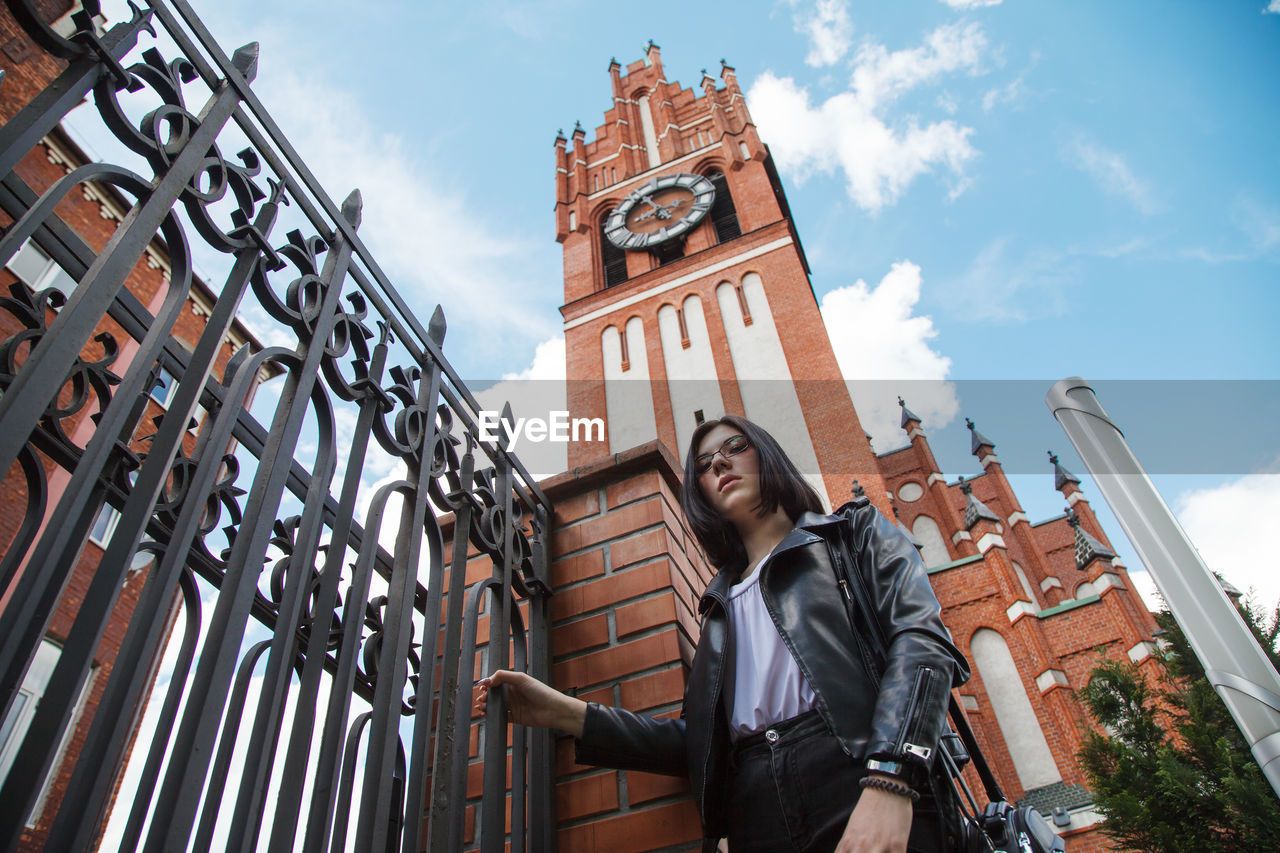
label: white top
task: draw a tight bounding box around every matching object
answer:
[724,552,818,741]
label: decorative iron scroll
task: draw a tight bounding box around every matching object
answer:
[0,2,553,851]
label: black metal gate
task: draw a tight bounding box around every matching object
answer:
[0,1,554,850]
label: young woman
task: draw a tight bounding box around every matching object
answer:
[475,416,970,852]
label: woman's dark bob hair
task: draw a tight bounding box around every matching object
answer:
[680,415,825,572]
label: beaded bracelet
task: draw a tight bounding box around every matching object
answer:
[859,775,921,802]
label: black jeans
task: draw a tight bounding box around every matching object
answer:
[726,710,948,852]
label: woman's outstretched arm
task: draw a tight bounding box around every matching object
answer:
[474,670,688,776]
[473,670,587,736]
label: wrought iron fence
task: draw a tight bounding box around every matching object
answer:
[0,1,554,850]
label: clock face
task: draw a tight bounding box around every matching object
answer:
[604,173,716,250]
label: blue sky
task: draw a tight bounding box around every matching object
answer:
[78,0,1280,607]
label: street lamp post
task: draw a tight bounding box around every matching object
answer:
[1046,377,1280,799]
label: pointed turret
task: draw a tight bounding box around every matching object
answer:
[1049,451,1082,495]
[899,396,921,430]
[645,39,663,76]
[961,477,1000,530]
[966,418,995,457]
[1067,509,1115,571]
[608,57,623,97]
[554,128,570,238]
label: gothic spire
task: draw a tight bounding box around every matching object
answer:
[899,396,921,429]
[960,477,999,529]
[1048,451,1081,491]
[966,418,995,456]
[1067,509,1115,571]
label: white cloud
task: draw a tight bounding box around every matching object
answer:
[262,71,557,345]
[501,335,567,382]
[941,0,1003,8]
[982,75,1025,111]
[1266,1,1280,14]
[1231,195,1280,253]
[819,261,959,448]
[473,336,569,479]
[749,23,985,212]
[940,236,1074,323]
[1063,136,1160,215]
[1173,475,1280,612]
[850,22,987,110]
[796,0,855,67]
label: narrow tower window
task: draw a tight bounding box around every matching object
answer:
[734,283,753,326]
[707,172,741,243]
[637,94,661,169]
[676,307,690,349]
[600,216,628,288]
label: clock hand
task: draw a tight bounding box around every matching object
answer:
[654,198,685,220]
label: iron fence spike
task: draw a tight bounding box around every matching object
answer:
[231,41,259,81]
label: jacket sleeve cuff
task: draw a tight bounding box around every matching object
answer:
[574,702,687,776]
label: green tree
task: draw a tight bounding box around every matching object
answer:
[1078,596,1280,852]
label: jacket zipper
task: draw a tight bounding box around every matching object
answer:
[832,549,882,689]
[898,665,936,762]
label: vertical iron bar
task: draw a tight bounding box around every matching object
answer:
[356,359,445,853]
[142,191,360,853]
[480,457,517,853]
[115,570,203,853]
[189,639,272,851]
[267,328,391,853]
[41,182,286,853]
[527,505,555,853]
[300,479,407,853]
[225,390,339,850]
[0,165,193,731]
[426,440,477,853]
[327,712,373,853]
[508,599,529,853]
[401,421,461,850]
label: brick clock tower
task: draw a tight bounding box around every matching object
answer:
[555,41,886,513]
[541,46,1160,853]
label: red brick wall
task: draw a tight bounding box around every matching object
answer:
[539,441,708,852]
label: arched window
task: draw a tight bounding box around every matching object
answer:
[600,215,627,288]
[1011,561,1039,607]
[970,629,1063,790]
[911,515,950,568]
[706,171,741,243]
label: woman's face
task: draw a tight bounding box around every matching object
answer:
[695,423,761,525]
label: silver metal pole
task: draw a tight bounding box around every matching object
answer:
[1046,377,1280,799]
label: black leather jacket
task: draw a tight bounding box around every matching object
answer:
[574,498,970,842]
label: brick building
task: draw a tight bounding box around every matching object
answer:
[0,3,265,847]
[541,45,1163,851]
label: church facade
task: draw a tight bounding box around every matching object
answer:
[541,45,1161,852]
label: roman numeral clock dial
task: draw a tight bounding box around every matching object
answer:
[604,173,717,250]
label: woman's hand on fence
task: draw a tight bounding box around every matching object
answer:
[835,779,913,853]
[473,670,588,737]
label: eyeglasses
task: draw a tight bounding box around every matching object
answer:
[694,434,751,475]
